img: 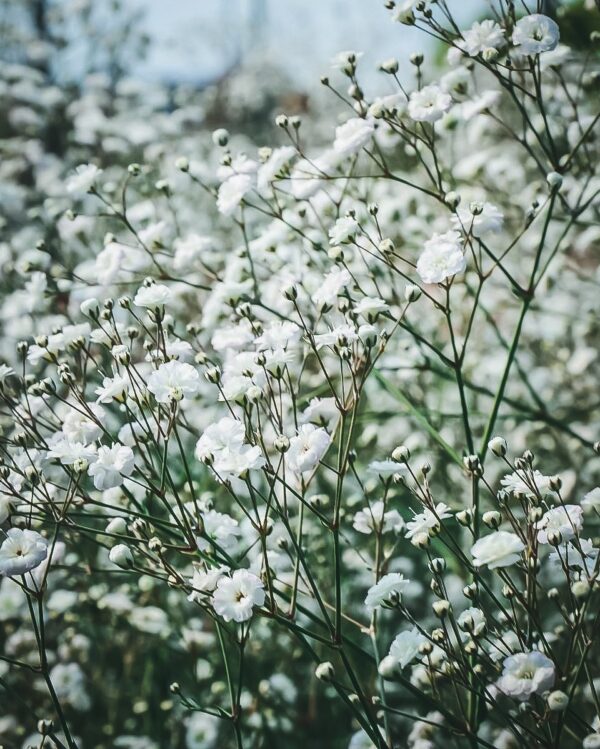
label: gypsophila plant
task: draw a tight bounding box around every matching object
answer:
[1,1,600,748]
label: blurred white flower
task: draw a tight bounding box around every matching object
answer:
[333,117,375,155]
[388,627,427,668]
[471,531,525,569]
[66,163,102,195]
[365,573,410,611]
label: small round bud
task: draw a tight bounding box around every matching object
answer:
[483,511,502,529]
[546,171,563,191]
[378,655,398,679]
[274,435,290,453]
[391,445,410,463]
[108,543,134,569]
[380,58,399,74]
[404,284,421,303]
[212,128,229,147]
[547,690,569,712]
[432,599,451,618]
[315,662,335,682]
[175,156,189,172]
[37,719,54,735]
[488,436,507,457]
[444,191,461,210]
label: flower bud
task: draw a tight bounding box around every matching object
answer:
[391,445,410,463]
[404,284,421,303]
[315,662,335,682]
[212,128,229,146]
[378,655,398,679]
[547,171,563,191]
[488,436,507,457]
[432,599,451,618]
[483,511,502,529]
[380,58,399,74]
[108,543,134,569]
[547,690,569,712]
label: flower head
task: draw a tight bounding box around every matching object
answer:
[0,528,48,576]
[471,531,525,569]
[212,569,265,622]
[497,651,555,700]
[512,14,559,56]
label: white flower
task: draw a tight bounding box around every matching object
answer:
[329,215,359,245]
[196,418,246,459]
[197,510,240,551]
[257,146,296,195]
[500,470,550,498]
[453,203,504,237]
[408,85,452,123]
[173,234,215,271]
[312,267,351,307]
[416,230,466,284]
[287,424,330,475]
[66,163,102,195]
[354,297,388,321]
[457,607,486,636]
[212,569,265,622]
[0,494,14,524]
[290,149,344,200]
[217,174,252,216]
[95,375,129,404]
[313,323,358,350]
[367,460,405,477]
[333,117,375,155]
[62,404,104,444]
[388,627,427,669]
[139,221,168,248]
[0,529,48,576]
[497,651,555,700]
[535,504,583,544]
[88,444,135,490]
[133,284,172,309]
[188,565,228,601]
[195,418,265,480]
[147,361,200,403]
[353,500,404,535]
[47,437,96,466]
[461,20,505,57]
[331,50,363,70]
[186,712,220,749]
[365,573,410,611]
[471,531,525,569]
[512,14,559,56]
[405,503,452,539]
[582,488,600,513]
[49,662,90,711]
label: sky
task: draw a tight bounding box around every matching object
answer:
[125,0,485,88]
